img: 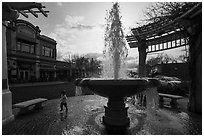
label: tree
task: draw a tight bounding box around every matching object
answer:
[63,54,102,77]
[146,53,176,66]
[146,53,177,77]
[176,45,189,63]
[143,2,198,24]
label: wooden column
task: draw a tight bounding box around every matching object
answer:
[138,40,147,77]
[179,13,202,115]
[2,21,14,125]
[2,5,19,125]
[188,18,202,114]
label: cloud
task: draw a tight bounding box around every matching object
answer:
[65,15,84,27]
[71,24,94,31]
[64,15,95,31]
[48,14,104,60]
[57,2,62,6]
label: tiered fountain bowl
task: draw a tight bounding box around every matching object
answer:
[77,78,158,130]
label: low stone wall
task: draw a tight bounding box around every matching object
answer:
[10,82,76,104]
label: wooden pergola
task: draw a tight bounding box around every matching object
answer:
[126,3,202,114]
[126,20,189,53]
[126,3,201,77]
[2,2,49,20]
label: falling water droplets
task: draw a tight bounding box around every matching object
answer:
[102,2,128,79]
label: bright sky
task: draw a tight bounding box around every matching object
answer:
[19,2,186,63]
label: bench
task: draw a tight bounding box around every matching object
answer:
[13,98,48,114]
[158,93,183,108]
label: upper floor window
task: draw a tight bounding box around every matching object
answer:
[50,49,53,57]
[45,47,50,57]
[17,42,21,51]
[42,46,45,55]
[16,41,35,54]
[21,43,30,52]
[30,45,35,54]
[42,46,54,58]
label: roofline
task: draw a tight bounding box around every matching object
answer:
[38,35,57,44]
[15,19,40,33]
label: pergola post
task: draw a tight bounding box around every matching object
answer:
[187,16,202,114]
[138,40,147,77]
[2,21,15,125]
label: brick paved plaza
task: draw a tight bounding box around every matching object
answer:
[2,95,202,135]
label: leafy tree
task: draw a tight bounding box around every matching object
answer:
[146,53,176,66]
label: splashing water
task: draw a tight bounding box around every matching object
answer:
[102,3,128,79]
[101,3,165,126]
[102,2,160,122]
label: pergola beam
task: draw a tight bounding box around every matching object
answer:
[38,8,48,17]
[28,9,38,18]
[146,41,188,53]
[18,10,28,18]
[24,10,49,13]
[130,3,201,41]
[3,2,49,19]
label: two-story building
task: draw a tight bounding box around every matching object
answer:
[6,19,57,83]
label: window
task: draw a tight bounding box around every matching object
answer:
[21,43,30,52]
[30,45,35,54]
[45,47,50,56]
[42,46,54,58]
[42,46,45,55]
[50,49,53,57]
[16,41,35,54]
[16,42,21,51]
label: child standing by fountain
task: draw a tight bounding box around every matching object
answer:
[60,90,68,113]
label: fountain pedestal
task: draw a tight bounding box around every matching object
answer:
[103,98,130,128]
[76,78,153,130]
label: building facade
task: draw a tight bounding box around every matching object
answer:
[6,19,58,83]
[6,19,92,84]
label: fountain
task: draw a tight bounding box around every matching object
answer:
[79,78,158,129]
[1,3,201,135]
[74,3,159,131]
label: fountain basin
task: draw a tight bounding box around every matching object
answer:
[75,78,159,130]
[79,78,149,99]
